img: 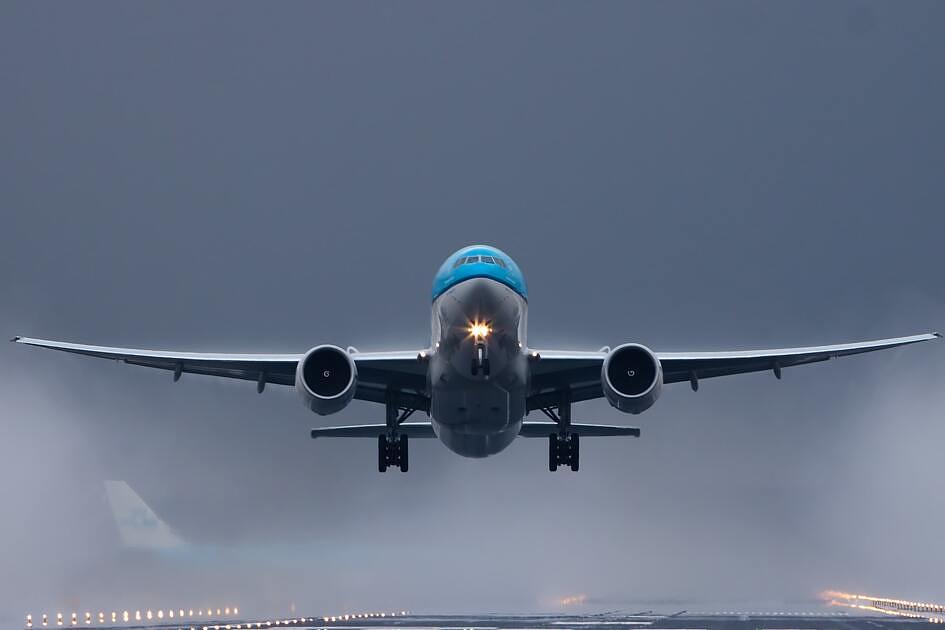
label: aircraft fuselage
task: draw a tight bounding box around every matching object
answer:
[429,276,529,457]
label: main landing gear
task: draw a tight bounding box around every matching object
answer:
[378,433,408,473]
[378,392,415,472]
[548,432,579,472]
[540,393,580,472]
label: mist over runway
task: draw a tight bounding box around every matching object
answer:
[2,0,944,623]
[18,610,945,630]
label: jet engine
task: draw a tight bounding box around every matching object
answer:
[295,345,357,415]
[601,343,663,414]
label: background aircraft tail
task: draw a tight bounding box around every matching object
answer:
[104,480,185,551]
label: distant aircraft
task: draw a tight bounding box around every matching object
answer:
[103,480,372,566]
[104,480,185,551]
[13,245,940,472]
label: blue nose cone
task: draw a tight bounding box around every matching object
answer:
[432,245,527,302]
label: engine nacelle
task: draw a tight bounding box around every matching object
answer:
[295,345,357,415]
[601,343,663,414]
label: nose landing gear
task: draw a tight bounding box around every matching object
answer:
[470,341,490,376]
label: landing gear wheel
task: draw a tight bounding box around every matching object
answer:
[399,434,409,472]
[378,434,388,473]
[482,358,490,377]
[548,434,558,472]
[569,433,579,471]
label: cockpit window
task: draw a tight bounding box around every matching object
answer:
[494,257,507,268]
[452,257,466,269]
[465,256,480,264]
[481,256,495,264]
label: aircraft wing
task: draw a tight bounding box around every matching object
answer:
[11,336,429,410]
[527,332,940,410]
[310,421,640,439]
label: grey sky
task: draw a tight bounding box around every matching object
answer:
[1,0,943,623]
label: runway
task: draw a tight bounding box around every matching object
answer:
[26,611,935,630]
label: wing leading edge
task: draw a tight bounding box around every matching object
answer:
[528,332,940,410]
[11,336,429,408]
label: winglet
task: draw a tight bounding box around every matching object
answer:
[10,336,21,343]
[934,332,943,339]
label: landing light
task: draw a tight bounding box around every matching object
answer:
[468,322,491,338]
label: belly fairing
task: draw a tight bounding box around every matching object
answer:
[433,420,522,458]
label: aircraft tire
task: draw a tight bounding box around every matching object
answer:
[548,434,558,472]
[378,434,387,473]
[399,434,409,472]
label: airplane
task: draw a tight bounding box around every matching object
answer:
[12,244,941,472]
[104,480,185,551]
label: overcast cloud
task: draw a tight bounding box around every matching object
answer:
[1,1,943,624]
